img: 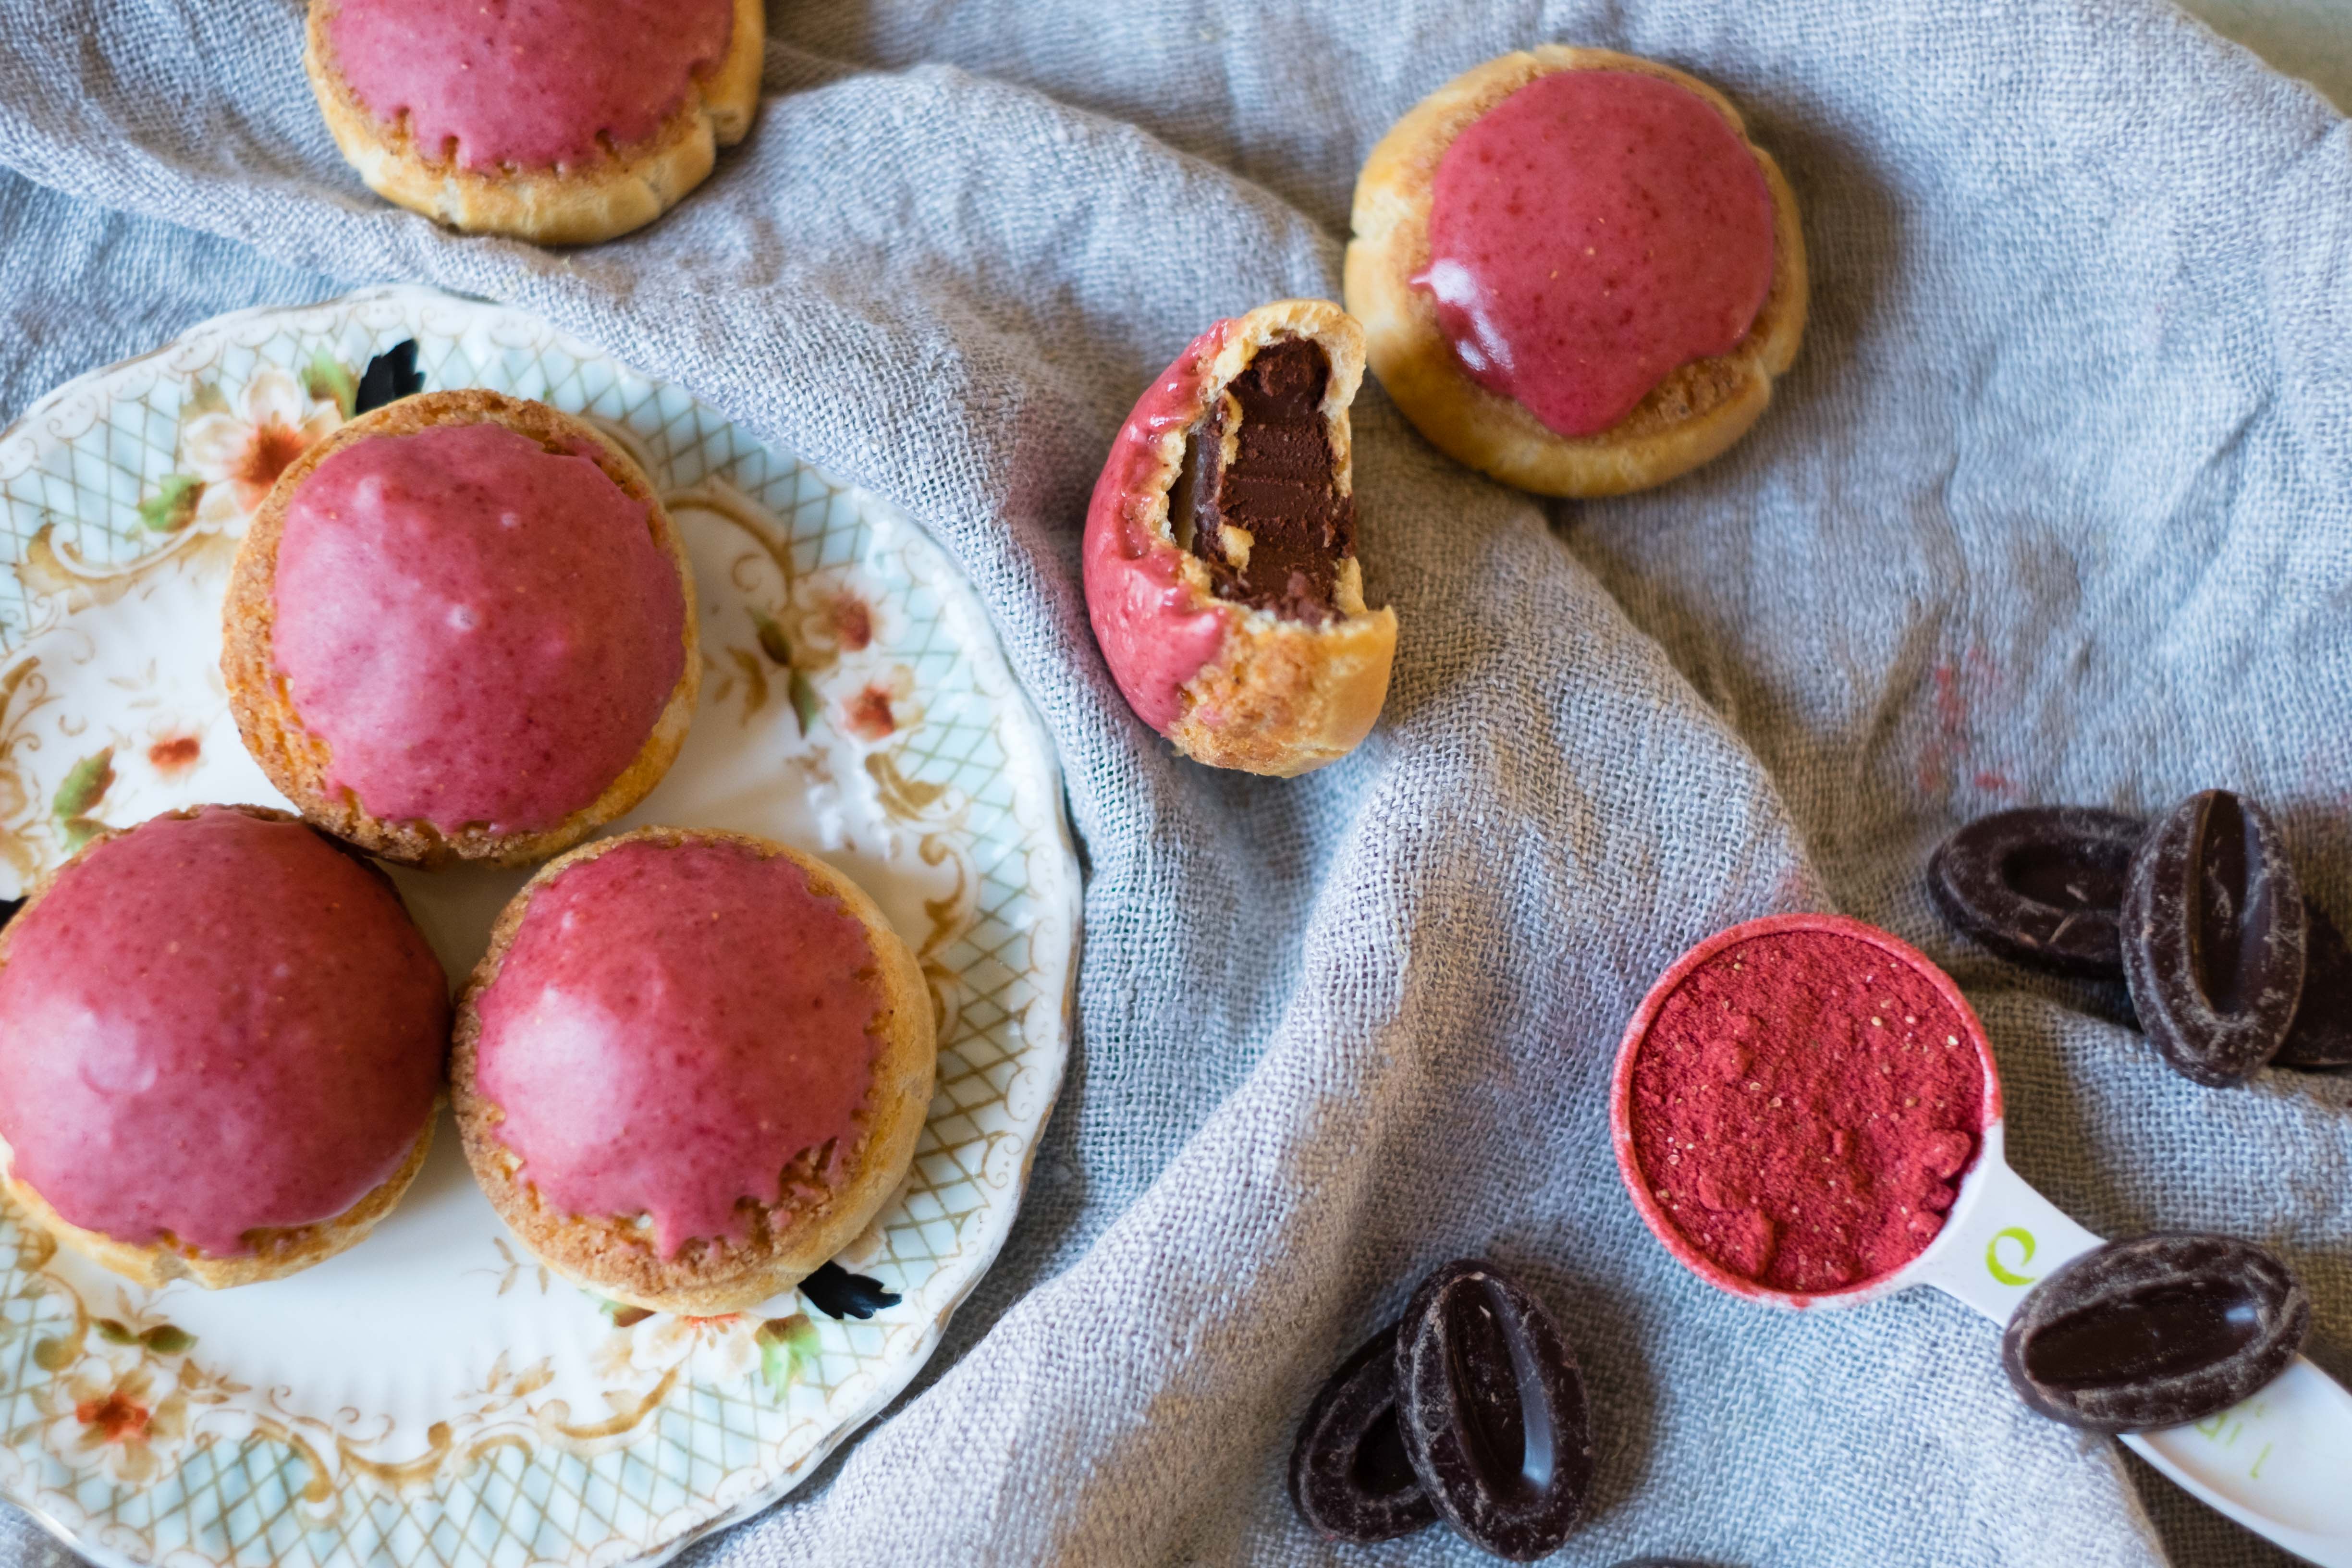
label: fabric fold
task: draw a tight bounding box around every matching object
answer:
[2,1,2349,1562]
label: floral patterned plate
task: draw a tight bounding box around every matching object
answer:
[0,285,1079,1568]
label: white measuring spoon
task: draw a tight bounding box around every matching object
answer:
[1612,913,2352,1566]
[1914,1130,2352,1563]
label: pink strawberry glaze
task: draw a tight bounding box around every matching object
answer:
[472,839,886,1258]
[0,809,449,1258]
[1416,70,1777,437]
[1082,320,1240,733]
[273,421,686,837]
[326,0,734,172]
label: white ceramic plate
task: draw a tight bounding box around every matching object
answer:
[0,285,1080,1568]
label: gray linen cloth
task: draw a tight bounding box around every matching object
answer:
[2,0,2350,1562]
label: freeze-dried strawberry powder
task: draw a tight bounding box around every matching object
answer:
[1625,930,1986,1294]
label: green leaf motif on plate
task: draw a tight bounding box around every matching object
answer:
[53,746,113,849]
[594,1295,653,1330]
[302,348,358,420]
[136,475,204,535]
[754,1314,819,1400]
[88,1317,195,1356]
[789,669,822,736]
[750,610,793,670]
[749,610,826,737]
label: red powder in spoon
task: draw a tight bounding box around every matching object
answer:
[1625,929,1986,1296]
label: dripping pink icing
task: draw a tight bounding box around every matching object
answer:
[325,0,735,172]
[273,421,686,836]
[1416,70,1777,437]
[0,809,449,1258]
[1081,319,1240,733]
[472,839,886,1258]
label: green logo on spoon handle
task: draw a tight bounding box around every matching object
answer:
[1986,1227,2038,1286]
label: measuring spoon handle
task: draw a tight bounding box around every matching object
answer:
[1914,1131,2352,1566]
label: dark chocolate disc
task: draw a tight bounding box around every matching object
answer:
[1395,1260,1593,1562]
[2119,790,2306,1087]
[2000,1232,2309,1433]
[1287,1321,1437,1544]
[1927,806,2146,978]
[2276,903,2352,1071]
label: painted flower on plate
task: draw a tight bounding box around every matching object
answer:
[145,727,203,781]
[39,1360,190,1485]
[619,1312,760,1381]
[787,568,891,662]
[841,665,921,744]
[182,368,342,529]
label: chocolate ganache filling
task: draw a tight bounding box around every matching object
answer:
[1171,338,1353,624]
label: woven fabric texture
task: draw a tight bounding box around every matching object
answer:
[2,0,2350,1562]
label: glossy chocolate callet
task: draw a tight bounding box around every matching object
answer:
[1928,806,2146,979]
[2119,789,2306,1087]
[2001,1233,2308,1433]
[2022,1280,2263,1388]
[1288,1321,1438,1544]
[1181,339,1351,624]
[2277,903,2352,1070]
[1396,1260,1592,1561]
